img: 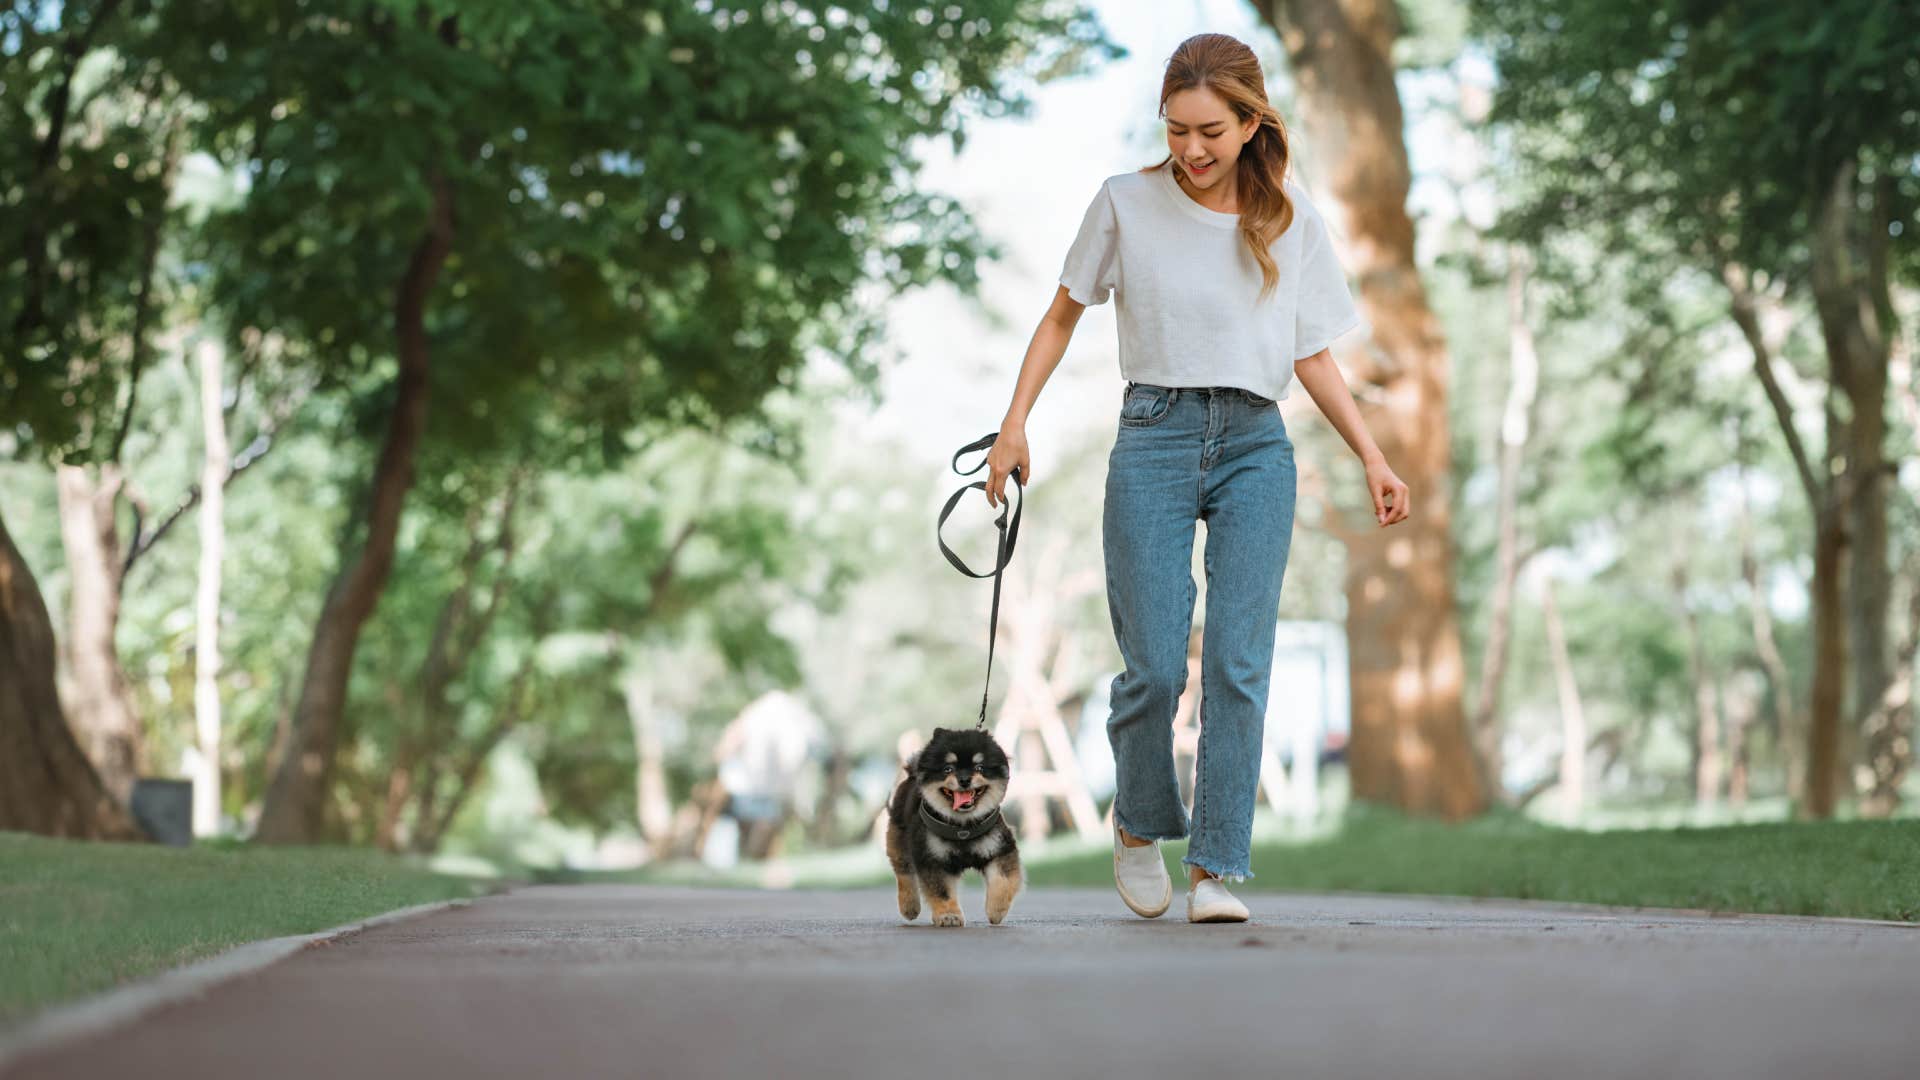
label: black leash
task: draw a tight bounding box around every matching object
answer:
[936,432,1024,732]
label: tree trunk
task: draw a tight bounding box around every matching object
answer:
[253,165,455,844]
[1674,561,1723,807]
[409,605,545,854]
[1859,549,1917,818]
[1808,161,1895,800]
[53,463,142,803]
[1468,246,1541,804]
[1805,508,1850,817]
[374,756,412,852]
[411,715,515,854]
[1861,332,1919,816]
[1734,466,1803,803]
[624,671,677,854]
[1263,0,1487,819]
[1539,573,1586,820]
[1723,668,1761,808]
[0,509,144,839]
[1720,261,1853,819]
[192,334,230,836]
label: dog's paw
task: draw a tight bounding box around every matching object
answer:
[899,898,921,921]
[987,904,1010,925]
[934,912,964,927]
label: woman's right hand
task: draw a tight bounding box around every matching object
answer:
[985,422,1030,509]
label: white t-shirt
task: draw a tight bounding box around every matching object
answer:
[1057,159,1366,402]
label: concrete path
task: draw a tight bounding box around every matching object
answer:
[6,884,1918,1080]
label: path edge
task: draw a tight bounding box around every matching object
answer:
[0,893,490,1071]
[1309,886,1920,930]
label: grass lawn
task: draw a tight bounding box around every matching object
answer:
[591,804,1920,923]
[0,833,499,1025]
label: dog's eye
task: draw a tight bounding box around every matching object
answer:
[943,764,954,773]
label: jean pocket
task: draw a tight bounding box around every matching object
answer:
[1240,388,1276,408]
[1119,384,1172,428]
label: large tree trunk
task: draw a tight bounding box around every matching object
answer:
[53,463,142,803]
[192,335,230,836]
[1802,155,1900,819]
[1720,262,1853,818]
[253,165,455,844]
[1809,161,1896,802]
[1263,0,1486,819]
[1468,246,1542,804]
[0,510,144,839]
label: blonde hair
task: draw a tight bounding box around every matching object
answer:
[1140,33,1296,303]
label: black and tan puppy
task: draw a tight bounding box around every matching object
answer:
[886,726,1023,927]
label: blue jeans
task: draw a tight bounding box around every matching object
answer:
[1103,380,1296,882]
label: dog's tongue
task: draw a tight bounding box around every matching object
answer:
[953,789,977,810]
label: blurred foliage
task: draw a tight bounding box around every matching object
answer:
[2,0,1913,859]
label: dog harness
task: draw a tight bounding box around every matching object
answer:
[918,802,1003,842]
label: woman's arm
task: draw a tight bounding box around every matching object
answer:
[1002,285,1086,428]
[985,285,1086,507]
[1293,349,1410,527]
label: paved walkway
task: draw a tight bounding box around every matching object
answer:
[7,885,1919,1079]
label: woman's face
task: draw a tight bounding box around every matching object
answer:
[1164,86,1257,191]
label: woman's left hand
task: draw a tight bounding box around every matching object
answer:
[1365,459,1409,526]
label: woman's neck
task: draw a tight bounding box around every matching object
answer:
[1175,163,1240,214]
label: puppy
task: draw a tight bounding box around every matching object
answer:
[886,726,1023,927]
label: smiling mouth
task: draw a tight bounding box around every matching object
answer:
[942,786,983,811]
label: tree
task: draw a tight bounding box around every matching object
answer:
[1255,0,1488,819]
[1471,0,1919,816]
[0,0,184,832]
[136,0,1120,842]
[0,515,143,838]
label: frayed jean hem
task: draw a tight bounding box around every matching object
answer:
[1113,806,1188,844]
[1180,853,1253,885]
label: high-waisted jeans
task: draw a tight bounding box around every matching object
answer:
[1103,380,1296,882]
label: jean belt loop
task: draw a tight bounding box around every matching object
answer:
[1169,387,1181,405]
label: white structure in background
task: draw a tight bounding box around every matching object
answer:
[700,817,741,870]
[700,689,825,867]
[1073,619,1349,824]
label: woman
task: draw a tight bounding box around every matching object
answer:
[983,33,1410,923]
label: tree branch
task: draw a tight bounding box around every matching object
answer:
[1721,260,1822,509]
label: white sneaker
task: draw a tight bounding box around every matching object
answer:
[1112,818,1172,918]
[1186,874,1250,923]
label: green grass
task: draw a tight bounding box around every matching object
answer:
[0,832,500,1025]
[589,804,1920,923]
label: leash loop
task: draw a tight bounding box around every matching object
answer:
[936,432,1023,731]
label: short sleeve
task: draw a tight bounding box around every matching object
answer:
[1058,181,1119,306]
[1292,205,1364,361]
